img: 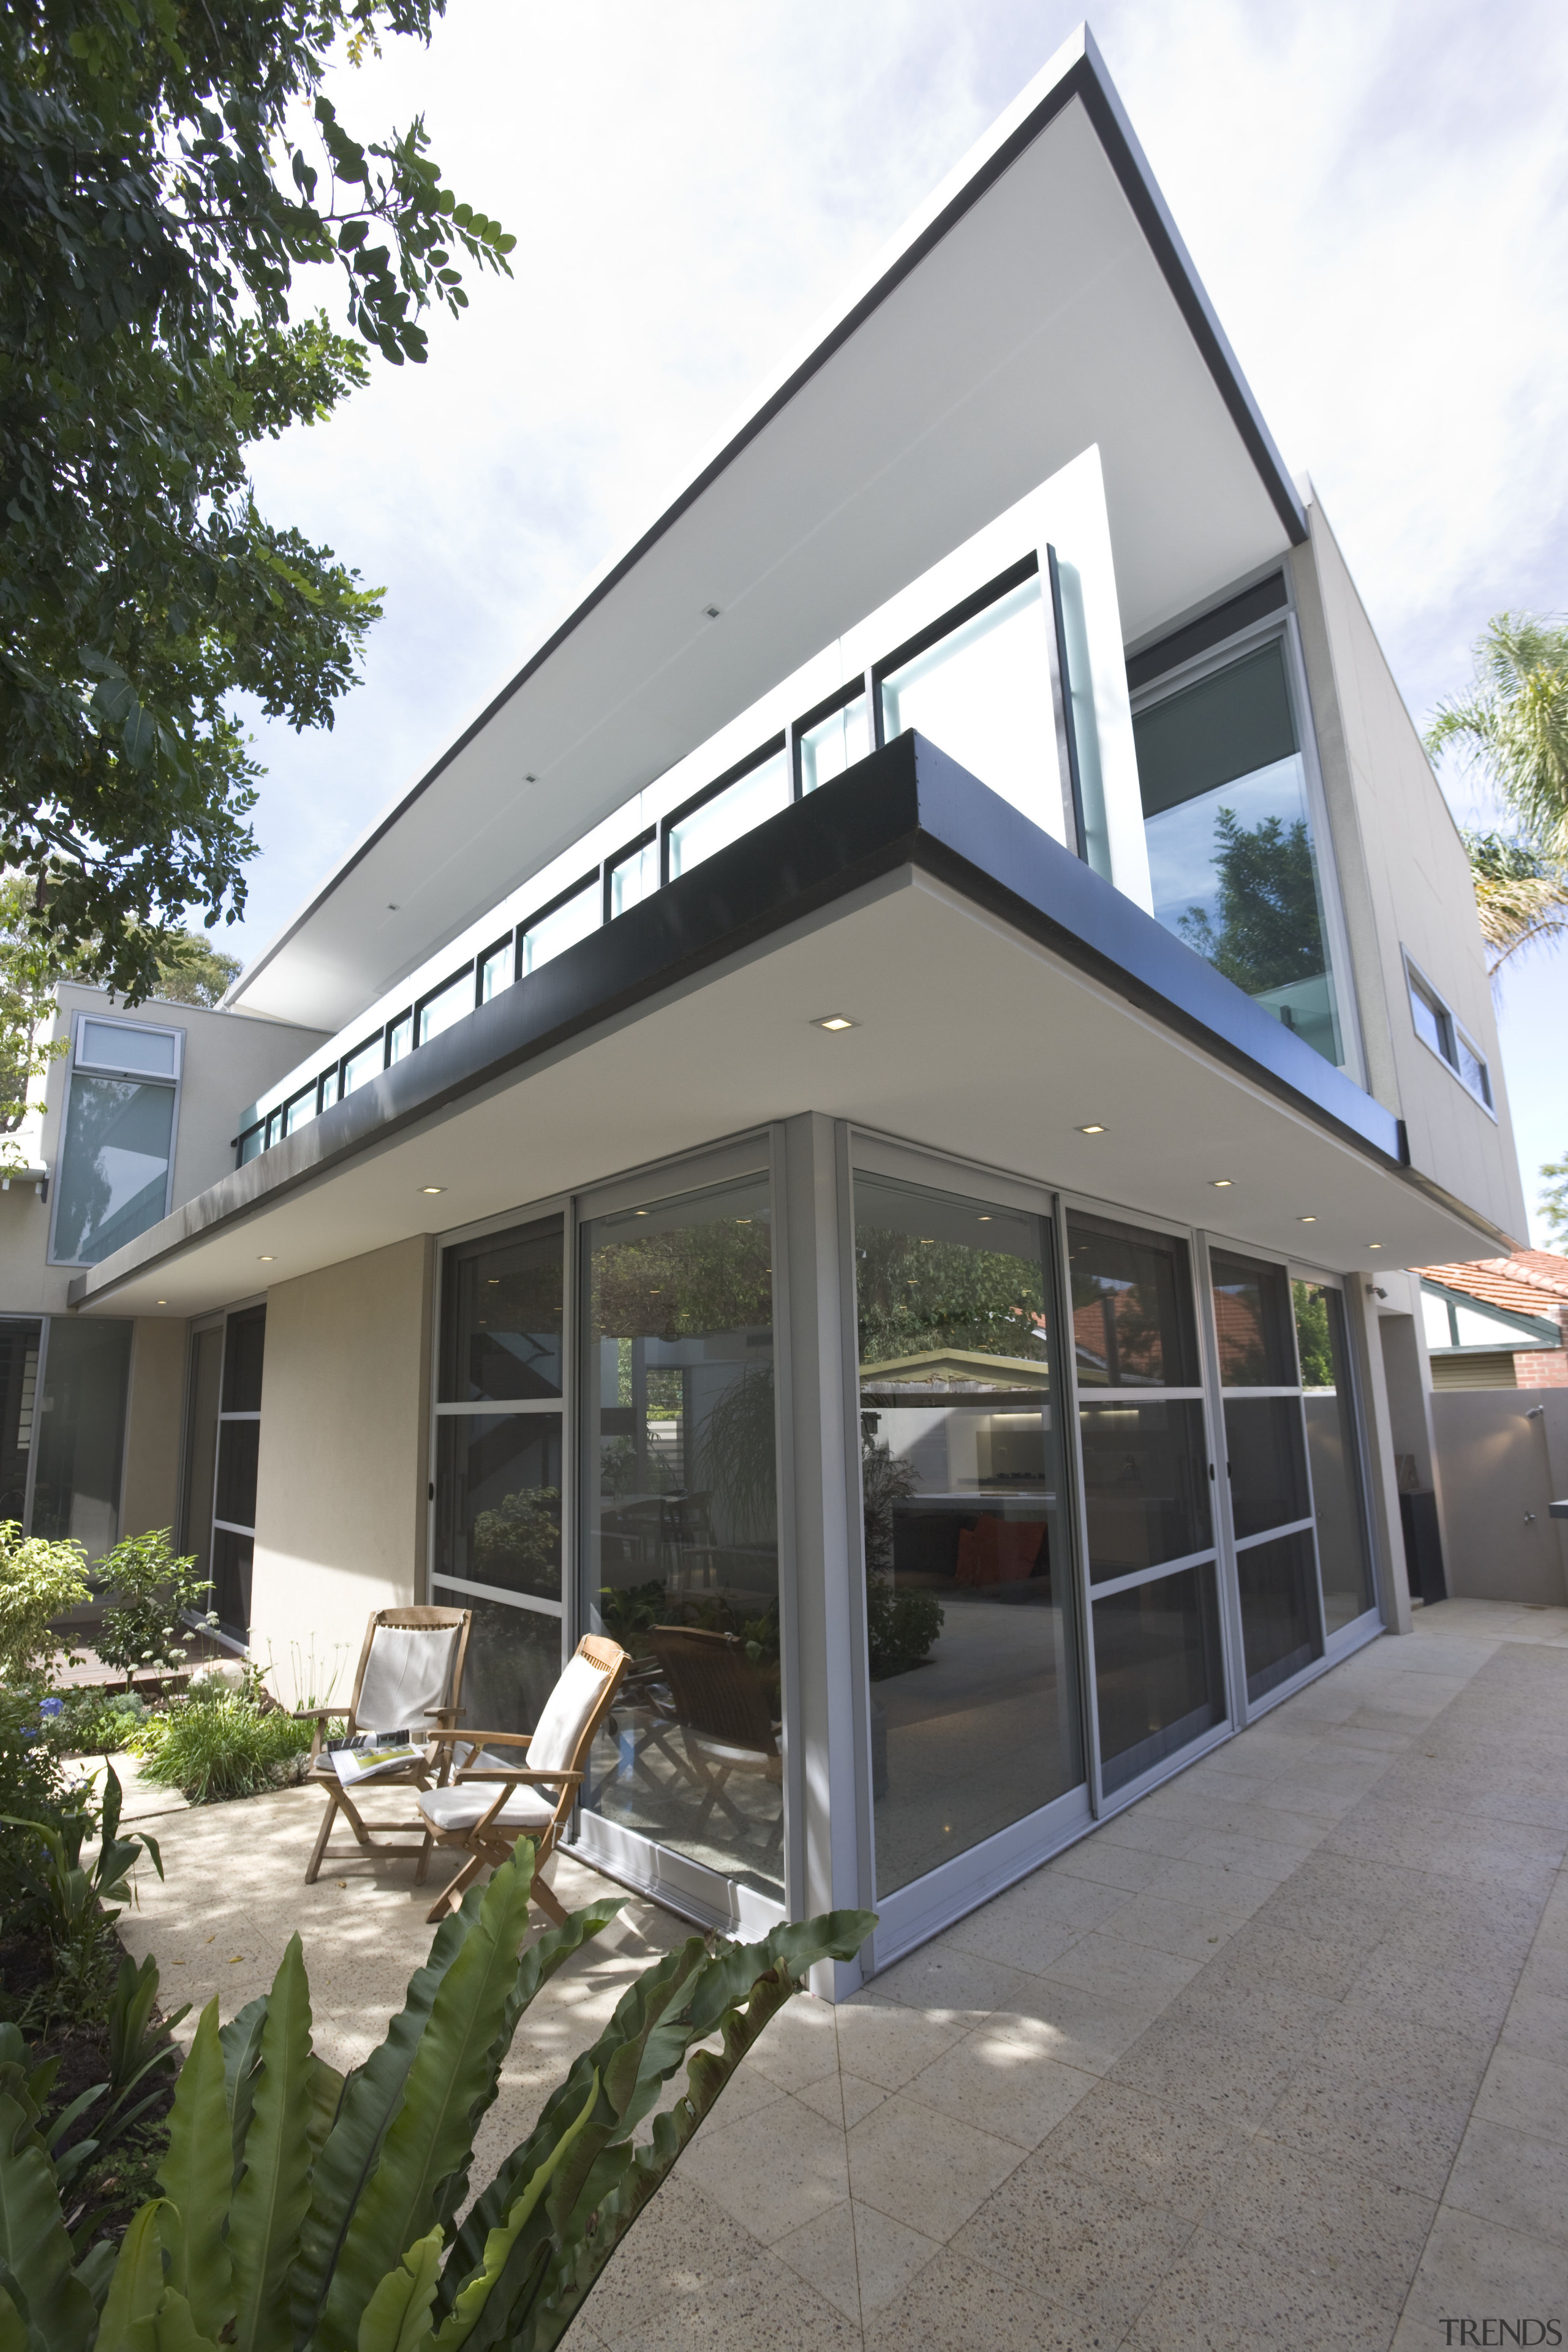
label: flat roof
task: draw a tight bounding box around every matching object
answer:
[232,24,1303,1033]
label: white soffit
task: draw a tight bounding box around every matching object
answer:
[83,877,1502,1322]
[234,31,1298,1033]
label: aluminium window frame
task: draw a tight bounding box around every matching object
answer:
[415,959,477,1049]
[513,869,600,982]
[47,1008,185,1267]
[1126,594,1368,1093]
[601,827,658,924]
[1403,949,1495,1116]
[660,734,788,885]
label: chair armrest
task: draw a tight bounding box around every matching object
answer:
[421,1706,467,1723]
[453,1767,584,1787]
[292,1706,338,1722]
[427,1727,533,1750]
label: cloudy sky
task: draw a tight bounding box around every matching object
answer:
[233,0,1568,1238]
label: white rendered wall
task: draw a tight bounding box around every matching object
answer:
[247,1235,434,1703]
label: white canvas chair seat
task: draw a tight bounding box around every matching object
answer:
[420,1634,627,1927]
[684,1734,783,1776]
[417,1779,559,1834]
[296,1607,471,1888]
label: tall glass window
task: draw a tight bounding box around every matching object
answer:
[1294,1280,1376,1632]
[32,1318,134,1558]
[854,1174,1082,1901]
[51,1019,180,1264]
[433,1216,564,1735]
[668,753,790,878]
[341,1036,382,1095]
[1069,1211,1225,1790]
[581,1172,782,1907]
[1134,639,1345,1066]
[1211,1250,1323,1700]
[881,578,1055,825]
[0,1319,41,1525]
[211,1304,265,1639]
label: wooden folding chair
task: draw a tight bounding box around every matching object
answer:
[417,1634,627,1925]
[296,1605,471,1885]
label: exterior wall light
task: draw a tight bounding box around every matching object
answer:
[815,1016,855,1031]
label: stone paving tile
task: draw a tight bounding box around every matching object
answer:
[101,1598,1568,2352]
[950,2162,1195,2337]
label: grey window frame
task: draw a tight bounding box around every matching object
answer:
[1128,596,1366,1091]
[48,1009,184,1267]
[1403,951,1495,1115]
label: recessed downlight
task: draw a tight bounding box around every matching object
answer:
[258,1255,274,1262]
[1078,1123,1106,1136]
[1298,1215,1317,1224]
[1367,1242,1384,1251]
[1211,1178,1234,1189]
[815,1015,854,1032]
[420,1185,445,1196]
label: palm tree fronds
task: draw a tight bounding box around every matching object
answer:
[1427,614,1568,859]
[1464,829,1568,970]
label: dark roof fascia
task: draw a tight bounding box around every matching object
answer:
[228,30,1306,1014]
[74,733,1443,1308]
[1419,1277,1562,1350]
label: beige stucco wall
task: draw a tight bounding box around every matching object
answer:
[247,1236,434,1702]
[119,1317,189,1542]
[1290,502,1528,1248]
[1428,1389,1568,1607]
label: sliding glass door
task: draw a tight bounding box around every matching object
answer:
[578,1163,783,1913]
[852,1168,1084,1902]
[1068,1209,1227,1794]
[431,1214,566,1733]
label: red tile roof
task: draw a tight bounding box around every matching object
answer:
[1414,1250,1568,1321]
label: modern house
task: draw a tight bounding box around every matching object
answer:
[7,28,1533,1989]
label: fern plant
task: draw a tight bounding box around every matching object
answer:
[0,1841,871,2352]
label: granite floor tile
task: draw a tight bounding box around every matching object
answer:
[847,2087,1025,2241]
[1039,1926,1207,2004]
[1037,2076,1253,2222]
[1309,2002,1498,2111]
[1442,2114,1568,2242]
[951,2163,1195,2337]
[1256,2059,1471,2201]
[861,2245,1097,2352]
[985,1972,1172,2075]
[1497,1983,1568,2065]
[907,2029,1098,2149]
[1093,1887,1254,1962]
[829,1992,968,2090]
[767,2201,864,2326]
[1471,2042,1568,2146]
[1392,2205,1568,2338]
[671,2088,849,2246]
[1201,2134,1437,2313]
[843,2198,943,2318]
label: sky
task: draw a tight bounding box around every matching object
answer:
[230,0,1568,1240]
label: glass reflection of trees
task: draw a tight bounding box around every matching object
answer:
[856,1224,1047,1373]
[1177,808,1326,999]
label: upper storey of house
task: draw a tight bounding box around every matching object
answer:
[61,27,1523,1314]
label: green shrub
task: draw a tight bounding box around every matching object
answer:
[94,1526,215,1689]
[0,1687,77,1937]
[46,1688,149,1757]
[0,1842,873,2352]
[132,1684,315,1803]
[0,1523,90,1684]
[0,1762,168,2032]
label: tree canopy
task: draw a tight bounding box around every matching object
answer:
[1177,807,1326,996]
[1,0,512,1003]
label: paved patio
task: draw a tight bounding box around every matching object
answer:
[112,1596,1568,2351]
